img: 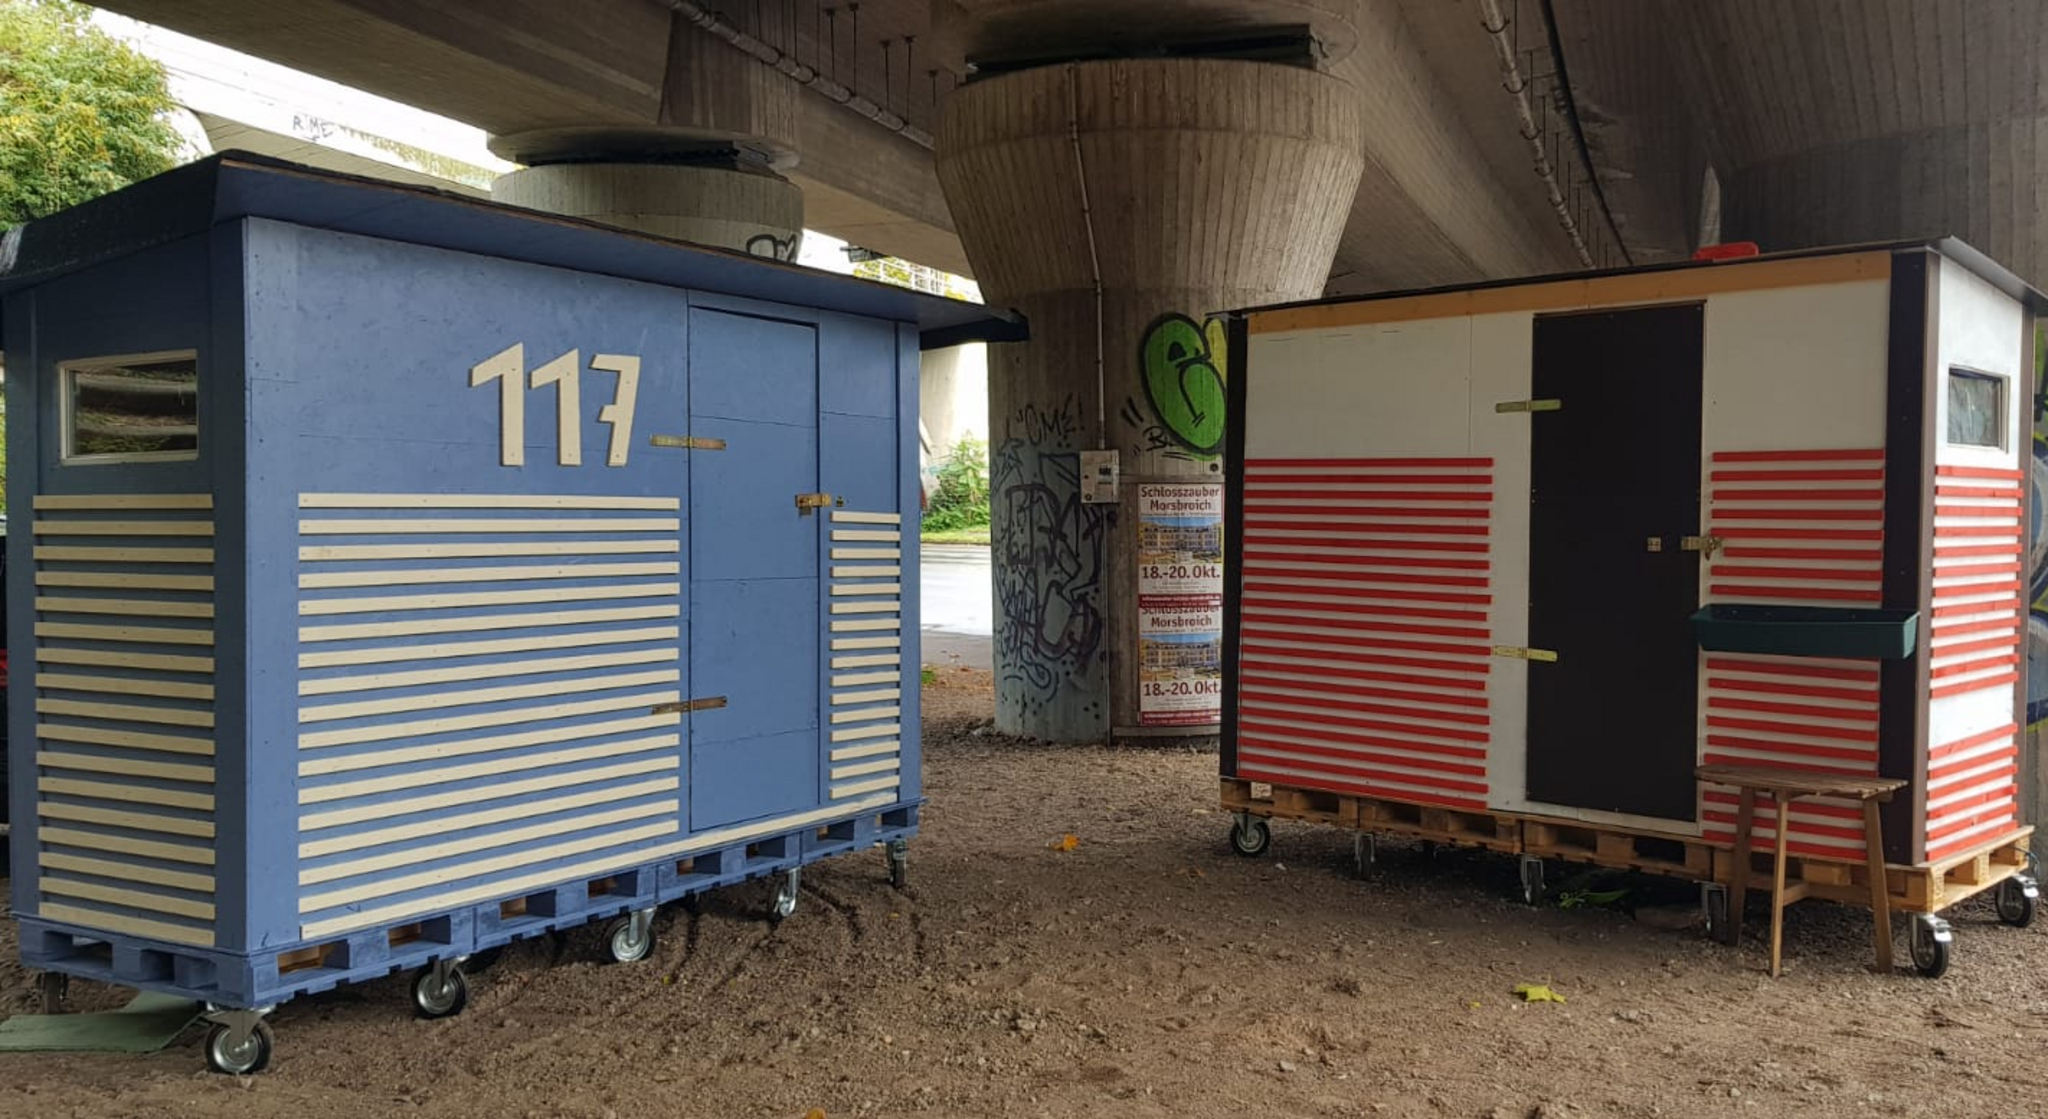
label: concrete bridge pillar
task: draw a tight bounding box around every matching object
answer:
[489,19,805,259]
[937,55,1363,741]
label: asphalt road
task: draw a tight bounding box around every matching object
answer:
[918,544,992,670]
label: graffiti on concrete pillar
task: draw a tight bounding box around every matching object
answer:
[991,391,1110,716]
[744,232,800,262]
[1127,313,1229,459]
[2027,328,2048,726]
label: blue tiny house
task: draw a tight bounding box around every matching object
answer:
[1,154,1018,1072]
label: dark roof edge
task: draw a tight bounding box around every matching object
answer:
[1229,237,2048,320]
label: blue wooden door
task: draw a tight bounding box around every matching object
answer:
[686,308,822,830]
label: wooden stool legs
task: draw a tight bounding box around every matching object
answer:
[1769,797,1792,977]
[1726,786,1755,948]
[1863,799,1895,971]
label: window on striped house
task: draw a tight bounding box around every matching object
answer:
[1945,368,2005,449]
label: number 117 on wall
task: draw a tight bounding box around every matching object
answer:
[470,343,641,467]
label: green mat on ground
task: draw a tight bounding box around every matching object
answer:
[0,991,201,1052]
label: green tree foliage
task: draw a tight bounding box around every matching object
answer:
[0,0,180,226]
[922,436,990,533]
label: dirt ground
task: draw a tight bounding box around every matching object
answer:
[5,667,2048,1119]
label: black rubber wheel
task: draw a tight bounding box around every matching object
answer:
[1911,927,1952,979]
[1705,889,1734,945]
[1228,816,1271,858]
[411,965,469,1019]
[771,875,800,922]
[888,852,908,891]
[1996,879,2038,928]
[604,916,654,964]
[205,1020,274,1075]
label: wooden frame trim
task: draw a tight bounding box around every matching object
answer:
[1220,313,1252,779]
[1249,252,1893,335]
[1879,249,1935,865]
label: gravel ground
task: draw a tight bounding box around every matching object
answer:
[3,667,2047,1118]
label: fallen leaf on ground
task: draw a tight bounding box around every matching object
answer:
[1513,983,1567,1004]
[804,1109,827,1119]
[1050,834,1080,852]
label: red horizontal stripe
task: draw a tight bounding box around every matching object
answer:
[1245,487,1492,503]
[1238,753,1489,797]
[1701,828,1873,859]
[1931,671,2018,699]
[1247,519,1490,537]
[1240,595,1487,624]
[1239,625,1490,658]
[1240,669,1489,708]
[1242,473,1491,486]
[1705,658,1879,682]
[1927,822,2023,864]
[1702,793,1866,822]
[1930,654,2020,679]
[1245,503,1491,519]
[1711,468,1884,483]
[1931,579,2023,600]
[1709,564,1882,583]
[1707,585,1883,602]
[1242,577,1492,604]
[1935,561,2024,578]
[1239,703,1491,744]
[1931,485,2024,499]
[1932,596,2021,618]
[1927,809,2019,845]
[1233,765,1487,813]
[1243,554,1491,580]
[1929,617,2021,639]
[1713,488,1885,504]
[1935,504,2021,518]
[1721,546,1883,562]
[1700,752,1872,777]
[1711,508,1883,522]
[1707,695,1877,723]
[1712,526,1884,541]
[1932,543,2024,558]
[1931,751,2019,785]
[1705,734,1879,765]
[1935,465,2025,480]
[1931,722,2017,758]
[1238,718,1488,759]
[1930,634,2026,660]
[1701,810,1867,844]
[1707,676,1878,703]
[1707,715,1876,744]
[1242,609,1489,641]
[1244,534,1489,554]
[1240,735,1487,777]
[1935,524,2023,539]
[1712,449,1886,463]
[1241,642,1490,675]
[1239,657,1488,693]
[1930,792,2020,833]
[1239,687,1491,727]
[1248,457,1494,469]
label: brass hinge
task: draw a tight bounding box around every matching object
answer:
[1492,645,1559,663]
[795,492,840,515]
[654,696,728,715]
[649,434,726,451]
[1494,398,1562,414]
[1680,534,1726,558]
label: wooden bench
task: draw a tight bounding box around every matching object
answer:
[1694,764,1908,977]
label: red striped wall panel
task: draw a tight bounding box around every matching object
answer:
[1700,449,1886,855]
[1924,466,2024,861]
[1236,458,1493,812]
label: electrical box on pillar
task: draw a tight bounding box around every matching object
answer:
[1218,239,2048,977]
[0,153,1022,1073]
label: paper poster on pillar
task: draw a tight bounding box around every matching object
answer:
[1136,483,1224,727]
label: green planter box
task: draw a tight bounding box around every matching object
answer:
[1688,604,1920,660]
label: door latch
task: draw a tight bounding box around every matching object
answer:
[795,492,842,515]
[1681,534,1726,558]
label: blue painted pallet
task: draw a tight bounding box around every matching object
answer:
[20,802,917,1008]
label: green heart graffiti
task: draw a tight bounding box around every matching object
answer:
[1140,313,1228,457]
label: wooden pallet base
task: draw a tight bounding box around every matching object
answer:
[1222,777,2034,917]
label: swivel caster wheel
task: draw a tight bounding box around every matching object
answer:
[1701,883,1734,945]
[410,960,469,1019]
[885,838,909,891]
[604,909,656,964]
[1910,915,1954,979]
[771,869,800,922]
[37,972,69,1015]
[205,1019,274,1076]
[1996,874,2038,928]
[1228,813,1271,858]
[1518,855,1547,907]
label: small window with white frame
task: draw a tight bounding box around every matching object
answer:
[1945,367,2006,449]
[61,352,200,464]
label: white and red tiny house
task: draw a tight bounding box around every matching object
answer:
[1221,241,2044,874]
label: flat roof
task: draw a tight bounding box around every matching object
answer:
[0,152,1024,351]
[1235,238,2048,333]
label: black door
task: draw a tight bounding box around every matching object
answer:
[1525,304,1704,820]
